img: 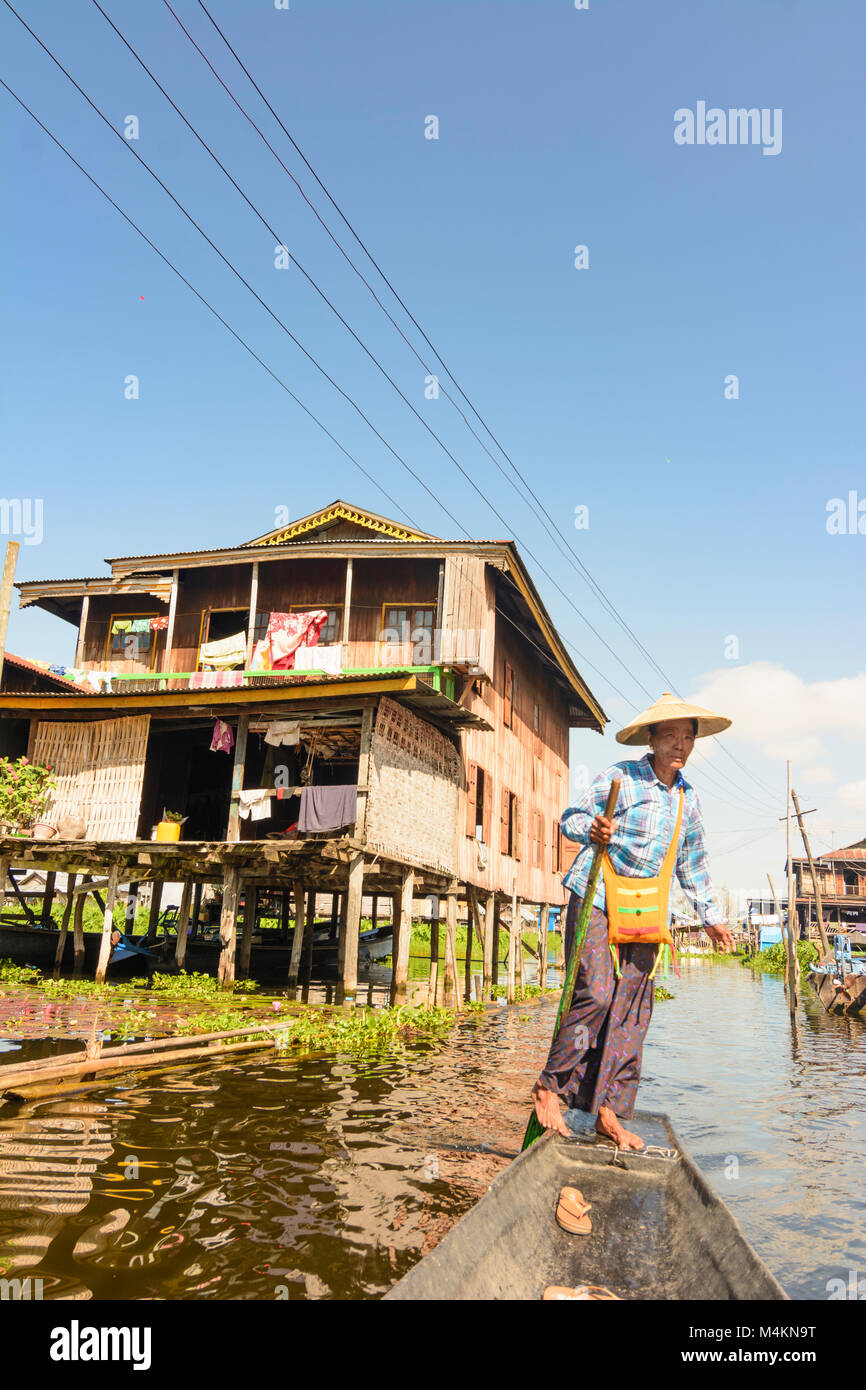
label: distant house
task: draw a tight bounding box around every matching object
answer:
[2,501,606,997]
[792,839,866,937]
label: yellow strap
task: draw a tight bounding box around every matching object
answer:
[648,944,665,981]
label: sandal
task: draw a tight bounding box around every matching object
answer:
[543,1284,620,1300]
[555,1185,592,1235]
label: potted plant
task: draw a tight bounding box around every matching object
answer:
[0,757,56,837]
[155,808,185,843]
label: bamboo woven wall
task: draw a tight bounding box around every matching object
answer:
[365,697,459,876]
[32,716,151,840]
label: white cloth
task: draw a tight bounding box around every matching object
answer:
[263,719,300,747]
[199,631,247,670]
[237,789,273,821]
[86,671,112,693]
[293,644,342,675]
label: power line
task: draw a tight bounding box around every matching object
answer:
[186,0,783,809]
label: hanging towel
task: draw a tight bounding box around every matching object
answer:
[237,789,273,821]
[188,670,244,690]
[294,644,342,675]
[111,619,131,634]
[150,616,169,631]
[254,610,329,671]
[199,631,247,670]
[210,719,235,754]
[298,783,357,834]
[130,618,152,634]
[86,671,113,694]
[264,719,300,747]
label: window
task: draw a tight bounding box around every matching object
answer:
[500,788,522,859]
[504,662,514,729]
[466,762,490,842]
[382,605,436,666]
[290,606,341,645]
[106,614,160,668]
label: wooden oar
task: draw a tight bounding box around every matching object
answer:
[522,778,620,1151]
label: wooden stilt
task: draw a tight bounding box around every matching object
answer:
[280,887,291,942]
[146,881,163,940]
[491,899,501,995]
[428,900,440,1006]
[287,878,306,987]
[539,903,549,995]
[52,873,77,979]
[303,888,316,985]
[217,864,240,987]
[507,882,519,1003]
[227,713,250,843]
[390,869,414,1006]
[174,879,193,969]
[191,881,203,938]
[371,893,378,931]
[95,864,120,985]
[125,881,139,936]
[341,851,364,1006]
[40,871,56,928]
[445,893,460,1011]
[479,892,493,1000]
[330,891,339,939]
[72,878,88,976]
[463,892,475,1004]
[237,884,257,979]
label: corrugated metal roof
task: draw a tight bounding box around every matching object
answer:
[2,653,88,692]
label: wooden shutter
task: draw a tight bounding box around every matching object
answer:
[482,769,492,846]
[552,819,561,872]
[500,787,511,855]
[513,796,522,861]
[465,759,478,836]
[504,662,513,729]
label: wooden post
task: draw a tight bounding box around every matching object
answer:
[227,713,250,842]
[72,878,88,976]
[163,567,179,673]
[391,868,414,1006]
[40,871,56,927]
[341,851,364,1005]
[356,702,374,838]
[445,892,460,1011]
[480,891,494,1000]
[428,899,440,1006]
[95,864,120,984]
[341,557,353,669]
[245,559,259,667]
[175,879,193,968]
[74,593,90,668]
[330,891,339,939]
[371,894,378,931]
[539,903,549,995]
[217,864,240,987]
[124,881,139,936]
[491,899,501,994]
[0,541,19,688]
[463,893,475,1004]
[792,788,830,955]
[287,878,306,986]
[238,884,257,979]
[52,873,77,979]
[191,881,203,937]
[768,872,798,1016]
[508,878,519,1002]
[302,888,316,986]
[146,881,163,940]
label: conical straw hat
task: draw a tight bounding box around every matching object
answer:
[616,691,732,746]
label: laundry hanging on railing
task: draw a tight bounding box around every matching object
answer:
[298,783,357,834]
[199,631,247,670]
[129,618,152,634]
[293,644,342,675]
[150,616,169,631]
[210,719,235,754]
[237,789,273,821]
[264,719,300,747]
[188,671,244,690]
[250,610,329,672]
[86,671,113,693]
[110,619,131,634]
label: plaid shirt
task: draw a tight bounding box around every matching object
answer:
[561,754,724,926]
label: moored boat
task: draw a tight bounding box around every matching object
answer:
[807,933,866,1016]
[384,1110,787,1300]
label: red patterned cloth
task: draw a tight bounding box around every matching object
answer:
[257,610,329,671]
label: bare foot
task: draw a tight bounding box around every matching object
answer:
[595,1105,644,1151]
[532,1081,570,1138]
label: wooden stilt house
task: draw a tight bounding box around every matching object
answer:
[0,501,606,1001]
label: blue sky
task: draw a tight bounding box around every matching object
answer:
[1,0,864,897]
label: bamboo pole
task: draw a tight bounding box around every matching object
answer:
[174,879,193,968]
[72,878,88,976]
[791,788,830,955]
[217,863,240,987]
[0,541,19,688]
[391,868,414,1006]
[341,851,364,1005]
[94,864,120,984]
[2,1037,275,1098]
[428,898,440,1006]
[52,872,77,979]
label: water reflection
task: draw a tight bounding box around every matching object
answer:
[0,960,862,1300]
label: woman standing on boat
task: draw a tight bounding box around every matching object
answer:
[532,693,734,1150]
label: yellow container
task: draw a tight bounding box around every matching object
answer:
[156,821,181,843]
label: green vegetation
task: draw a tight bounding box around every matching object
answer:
[742,940,819,976]
[149,970,258,997]
[654,986,675,1001]
[491,984,543,1002]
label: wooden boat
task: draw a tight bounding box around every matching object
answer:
[384,1110,787,1301]
[807,932,866,1017]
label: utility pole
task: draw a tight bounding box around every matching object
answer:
[0,541,20,689]
[791,788,830,956]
